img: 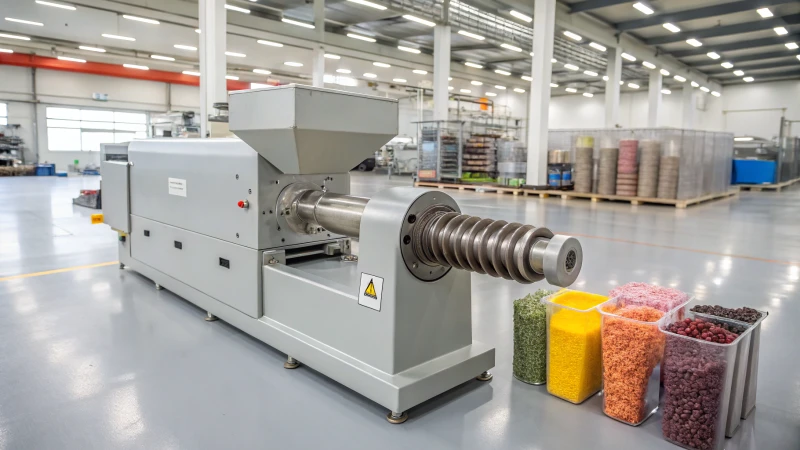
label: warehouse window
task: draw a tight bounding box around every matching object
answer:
[0,103,7,126]
[45,107,147,151]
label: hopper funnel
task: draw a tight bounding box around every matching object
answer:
[229,84,398,174]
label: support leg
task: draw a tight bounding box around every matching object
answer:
[119,262,125,269]
[476,370,493,381]
[284,356,300,369]
[154,282,164,290]
[204,312,219,322]
[386,411,408,424]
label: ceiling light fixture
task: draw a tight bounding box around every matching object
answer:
[79,45,105,52]
[123,63,148,70]
[464,62,483,69]
[448,86,453,90]
[785,42,799,50]
[398,45,421,54]
[565,87,577,93]
[458,30,485,40]
[5,18,44,26]
[195,29,201,33]
[584,70,598,76]
[589,42,607,52]
[324,54,340,59]
[485,92,497,97]
[102,33,135,41]
[373,61,391,68]
[226,51,246,57]
[621,52,636,61]
[282,18,314,28]
[363,73,377,78]
[583,92,594,97]
[686,39,703,47]
[225,75,239,80]
[35,1,76,10]
[174,44,197,51]
[564,63,580,71]
[347,0,387,10]
[774,27,788,35]
[550,83,559,88]
[628,83,640,89]
[711,91,721,97]
[393,78,407,83]
[495,69,511,76]
[700,86,710,92]
[57,56,85,63]
[471,80,483,85]
[495,85,506,89]
[661,89,671,94]
[122,15,159,25]
[521,75,532,81]
[347,33,376,42]
[632,2,654,15]
[460,89,471,93]
[412,69,428,75]
[674,75,686,82]
[757,8,773,18]
[501,43,523,52]
[721,62,734,69]
[707,52,720,59]
[284,61,303,67]
[509,10,532,23]
[150,55,175,61]
[253,69,272,75]
[225,4,250,14]
[691,81,699,87]
[563,30,582,41]
[660,69,670,76]
[402,14,435,26]
[733,70,744,76]
[336,69,351,74]
[663,23,681,33]
[734,137,754,141]
[743,77,754,82]
[257,40,283,47]
[182,70,200,76]
[603,75,609,81]
[513,88,525,93]
[642,61,656,69]
[552,58,557,63]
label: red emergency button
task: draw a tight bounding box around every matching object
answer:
[237,200,249,209]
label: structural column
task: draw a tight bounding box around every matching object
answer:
[525,0,556,186]
[648,70,662,127]
[312,0,325,87]
[432,25,451,121]
[605,47,622,128]
[199,0,226,138]
[682,85,695,128]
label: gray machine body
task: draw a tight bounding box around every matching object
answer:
[103,85,494,414]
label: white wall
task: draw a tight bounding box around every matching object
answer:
[720,80,800,140]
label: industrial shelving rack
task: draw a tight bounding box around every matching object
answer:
[416,120,464,182]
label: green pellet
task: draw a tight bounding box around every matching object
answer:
[513,289,552,384]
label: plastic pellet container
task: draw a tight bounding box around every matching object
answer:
[599,297,666,426]
[545,290,608,404]
[513,290,551,385]
[659,312,748,450]
[741,311,768,419]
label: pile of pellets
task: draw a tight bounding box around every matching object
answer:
[610,282,689,312]
[513,290,552,384]
[690,305,762,324]
[661,318,740,450]
[601,304,665,424]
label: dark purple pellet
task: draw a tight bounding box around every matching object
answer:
[690,304,762,324]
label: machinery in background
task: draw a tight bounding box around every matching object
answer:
[101,85,583,423]
[150,111,201,138]
[73,143,131,209]
[731,137,780,185]
[375,137,418,176]
[0,124,25,176]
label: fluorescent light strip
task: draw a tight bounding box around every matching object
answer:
[603,75,608,81]
[402,14,435,27]
[182,70,200,76]
[253,69,272,75]
[225,75,239,80]
[0,48,13,53]
[57,56,85,63]
[733,70,744,76]
[373,62,390,68]
[412,69,428,75]
[686,39,703,47]
[460,89,471,93]
[282,18,314,28]
[174,44,197,51]
[122,15,159,25]
[509,10,532,22]
[721,62,734,69]
[494,69,511,76]
[495,85,506,90]
[347,33,375,42]
[663,23,681,33]
[225,51,246,57]
[565,87,577,93]
[550,83,559,88]
[0,33,30,40]
[501,43,522,52]
[458,30,485,40]
[757,8,773,18]
[660,69,670,76]
[348,0,387,10]
[564,63,579,71]
[257,40,283,47]
[513,88,525,93]
[700,86,710,92]
[661,89,671,94]
[774,27,788,36]
[584,70,598,76]
[786,42,799,50]
[363,73,377,78]
[589,42,606,52]
[674,75,686,82]
[691,81,699,87]
[707,52,720,59]
[711,91,721,97]
[337,69,351,74]
[471,80,483,85]
[734,137,754,142]
[324,54,340,59]
[5,18,44,26]
[225,4,250,14]
[102,34,135,41]
[743,77,754,82]
[632,2,654,15]
[485,92,497,97]
[642,61,656,69]
[151,54,175,61]
[284,61,303,67]
[521,75,532,81]
[464,62,483,69]
[123,63,148,70]
[398,45,421,54]
[393,78,407,83]
[628,83,639,89]
[79,45,105,52]
[583,92,594,97]
[35,1,76,10]
[621,53,636,61]
[195,29,201,33]
[563,30,582,41]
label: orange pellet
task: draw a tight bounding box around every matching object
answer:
[601,304,665,424]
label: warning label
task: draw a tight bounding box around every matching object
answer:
[358,273,383,311]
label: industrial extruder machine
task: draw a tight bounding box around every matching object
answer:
[102,85,583,423]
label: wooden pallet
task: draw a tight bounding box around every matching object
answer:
[736,177,800,192]
[414,181,524,196]
[520,188,740,208]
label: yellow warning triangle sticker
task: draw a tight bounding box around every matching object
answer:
[364,279,378,299]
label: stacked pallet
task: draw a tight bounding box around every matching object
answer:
[658,156,680,199]
[616,140,638,196]
[597,147,618,195]
[463,134,499,178]
[637,140,660,197]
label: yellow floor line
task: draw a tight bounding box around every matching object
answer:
[0,261,120,282]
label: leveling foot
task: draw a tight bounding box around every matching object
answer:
[204,312,219,322]
[154,283,164,290]
[476,371,493,381]
[386,411,408,424]
[284,356,300,369]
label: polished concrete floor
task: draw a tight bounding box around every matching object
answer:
[1,173,798,449]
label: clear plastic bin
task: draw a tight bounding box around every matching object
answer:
[741,311,768,419]
[599,296,667,425]
[513,291,550,385]
[659,312,748,450]
[545,290,608,404]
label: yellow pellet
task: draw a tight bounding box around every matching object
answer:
[546,291,607,404]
